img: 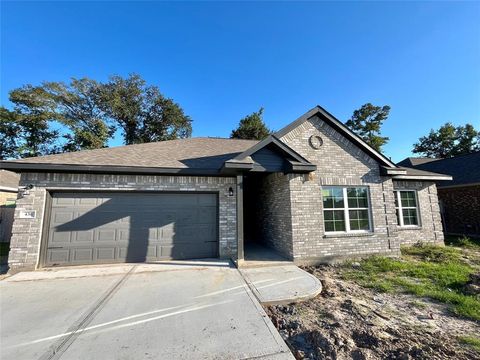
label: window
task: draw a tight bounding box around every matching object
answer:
[322,186,371,233]
[394,190,420,227]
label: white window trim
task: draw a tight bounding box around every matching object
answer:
[395,190,421,228]
[322,186,373,234]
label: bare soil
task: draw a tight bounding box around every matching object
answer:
[266,265,480,360]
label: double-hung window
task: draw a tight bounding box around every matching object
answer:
[322,186,371,233]
[394,190,420,227]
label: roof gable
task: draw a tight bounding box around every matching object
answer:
[222,135,316,173]
[274,106,397,168]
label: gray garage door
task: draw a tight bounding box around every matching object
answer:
[44,192,218,266]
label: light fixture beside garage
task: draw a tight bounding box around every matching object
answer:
[228,187,234,197]
[19,184,34,198]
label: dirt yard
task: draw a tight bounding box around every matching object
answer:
[266,241,480,360]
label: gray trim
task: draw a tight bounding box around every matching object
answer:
[236,175,244,261]
[222,162,254,170]
[232,135,311,165]
[392,174,453,181]
[437,182,480,189]
[274,106,397,168]
[38,191,53,269]
[0,162,229,176]
[286,161,317,173]
[0,186,18,192]
[380,167,407,176]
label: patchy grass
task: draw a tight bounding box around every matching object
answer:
[445,235,480,248]
[341,244,480,321]
[0,242,9,257]
[458,336,480,351]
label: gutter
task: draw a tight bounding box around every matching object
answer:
[391,174,453,181]
[0,161,230,177]
[0,186,18,193]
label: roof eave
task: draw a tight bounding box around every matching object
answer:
[0,161,228,176]
[380,166,407,176]
[392,174,453,181]
[285,161,317,173]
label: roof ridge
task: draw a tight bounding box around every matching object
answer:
[415,150,480,164]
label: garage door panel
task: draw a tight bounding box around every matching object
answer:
[75,230,95,242]
[48,249,70,263]
[97,229,116,242]
[51,231,72,244]
[72,248,94,262]
[97,248,116,260]
[45,192,218,266]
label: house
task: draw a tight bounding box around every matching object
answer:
[0,170,19,244]
[398,151,480,237]
[0,106,452,272]
[0,170,19,206]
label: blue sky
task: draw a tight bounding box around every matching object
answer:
[1,1,479,162]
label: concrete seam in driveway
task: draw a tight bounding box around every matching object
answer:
[235,268,294,359]
[38,266,136,360]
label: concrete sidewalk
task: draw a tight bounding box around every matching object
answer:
[1,262,294,359]
[240,265,322,305]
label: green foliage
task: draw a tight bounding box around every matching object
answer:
[345,103,390,152]
[401,243,461,263]
[341,245,480,320]
[413,122,480,158]
[0,107,20,159]
[0,74,192,158]
[458,336,480,351]
[5,85,60,158]
[96,74,192,145]
[445,235,480,248]
[230,108,271,140]
[42,79,114,151]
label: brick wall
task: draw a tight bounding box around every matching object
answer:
[8,173,237,271]
[278,115,442,263]
[254,172,294,259]
[393,181,445,245]
[438,185,480,237]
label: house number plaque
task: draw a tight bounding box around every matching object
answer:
[19,210,36,219]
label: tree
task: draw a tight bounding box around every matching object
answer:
[1,74,192,158]
[7,85,60,158]
[42,79,114,151]
[413,122,480,158]
[0,107,20,159]
[345,103,391,152]
[230,108,271,140]
[96,74,192,144]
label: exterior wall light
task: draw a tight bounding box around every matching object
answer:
[228,187,234,197]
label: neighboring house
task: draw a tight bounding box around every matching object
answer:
[398,152,480,237]
[0,106,452,272]
[0,170,19,244]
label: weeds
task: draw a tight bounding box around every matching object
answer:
[458,336,480,351]
[341,244,480,321]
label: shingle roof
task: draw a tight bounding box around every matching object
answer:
[396,157,439,167]
[397,151,480,187]
[2,138,259,171]
[0,170,20,191]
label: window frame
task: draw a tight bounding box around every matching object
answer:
[394,190,421,228]
[322,186,373,234]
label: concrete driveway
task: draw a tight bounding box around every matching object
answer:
[0,261,293,360]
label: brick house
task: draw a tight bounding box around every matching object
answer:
[0,106,452,272]
[0,170,19,245]
[398,152,480,238]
